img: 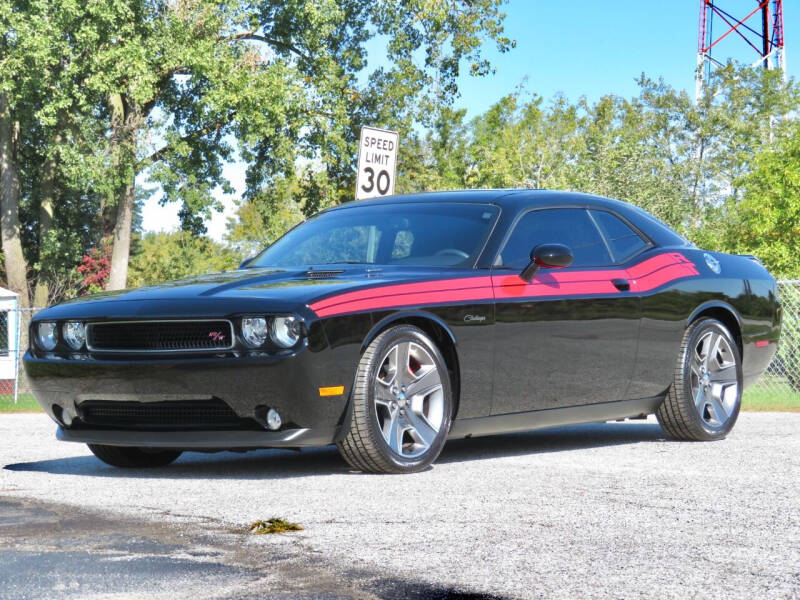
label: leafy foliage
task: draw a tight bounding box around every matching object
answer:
[716,121,800,277]
[1,0,514,298]
[2,0,798,297]
[127,231,239,288]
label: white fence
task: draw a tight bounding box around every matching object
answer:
[1,284,799,406]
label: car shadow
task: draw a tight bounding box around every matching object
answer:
[4,421,666,480]
[438,421,666,464]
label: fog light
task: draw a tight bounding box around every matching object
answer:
[266,408,281,430]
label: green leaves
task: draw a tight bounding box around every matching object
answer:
[392,66,800,277]
[2,0,513,293]
[127,230,239,287]
[720,122,800,278]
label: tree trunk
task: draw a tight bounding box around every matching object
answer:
[35,131,59,306]
[0,92,30,308]
[105,93,138,291]
[106,180,134,290]
[39,148,56,238]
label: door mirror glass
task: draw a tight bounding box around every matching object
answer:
[520,243,573,282]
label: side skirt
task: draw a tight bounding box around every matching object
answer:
[447,396,664,440]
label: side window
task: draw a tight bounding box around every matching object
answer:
[498,208,612,269]
[590,210,649,263]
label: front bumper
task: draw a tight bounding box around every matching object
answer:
[56,424,339,449]
[23,347,357,448]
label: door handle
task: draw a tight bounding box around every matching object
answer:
[612,278,630,291]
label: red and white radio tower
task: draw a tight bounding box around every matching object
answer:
[696,0,786,100]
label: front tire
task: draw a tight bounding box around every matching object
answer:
[88,444,182,468]
[337,325,453,474]
[657,318,742,441]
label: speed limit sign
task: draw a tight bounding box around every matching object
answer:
[355,126,399,200]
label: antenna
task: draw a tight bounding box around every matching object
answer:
[696,0,786,101]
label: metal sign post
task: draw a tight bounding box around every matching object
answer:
[355,126,399,201]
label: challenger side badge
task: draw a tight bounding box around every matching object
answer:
[704,253,721,274]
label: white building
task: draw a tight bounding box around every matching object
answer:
[0,287,19,391]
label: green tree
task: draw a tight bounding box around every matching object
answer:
[127,231,239,287]
[395,67,798,241]
[1,1,112,306]
[710,122,800,278]
[2,0,513,298]
[225,174,305,258]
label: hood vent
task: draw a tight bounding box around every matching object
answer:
[305,269,344,280]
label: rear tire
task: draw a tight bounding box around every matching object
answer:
[337,325,453,474]
[657,318,742,441]
[88,444,182,468]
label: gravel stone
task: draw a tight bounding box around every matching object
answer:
[1,412,798,599]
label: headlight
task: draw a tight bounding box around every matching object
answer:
[241,317,269,347]
[36,322,59,351]
[271,316,301,348]
[62,321,86,350]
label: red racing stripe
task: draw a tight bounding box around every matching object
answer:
[310,276,492,313]
[309,253,698,318]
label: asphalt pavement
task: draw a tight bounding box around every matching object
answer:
[1,412,798,599]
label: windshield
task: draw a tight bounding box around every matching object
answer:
[249,202,500,268]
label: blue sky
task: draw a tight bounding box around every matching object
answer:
[141,0,797,242]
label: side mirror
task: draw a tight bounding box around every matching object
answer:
[520,243,573,282]
[238,257,253,269]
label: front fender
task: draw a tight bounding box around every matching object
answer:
[360,310,458,353]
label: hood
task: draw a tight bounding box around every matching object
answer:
[37,265,466,321]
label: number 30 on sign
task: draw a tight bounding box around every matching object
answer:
[355,126,399,201]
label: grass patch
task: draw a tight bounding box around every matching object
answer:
[742,382,800,412]
[0,393,42,413]
[249,518,303,535]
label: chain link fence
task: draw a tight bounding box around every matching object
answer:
[0,285,798,406]
[750,280,800,404]
[0,307,42,405]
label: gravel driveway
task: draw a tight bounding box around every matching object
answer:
[1,412,798,599]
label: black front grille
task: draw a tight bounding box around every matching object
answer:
[87,320,233,352]
[76,399,260,431]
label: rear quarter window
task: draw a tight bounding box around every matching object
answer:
[590,210,649,263]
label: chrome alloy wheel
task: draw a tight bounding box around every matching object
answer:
[373,341,445,458]
[690,330,739,428]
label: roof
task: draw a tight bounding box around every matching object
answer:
[327,189,633,211]
[0,286,18,298]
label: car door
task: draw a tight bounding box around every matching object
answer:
[490,207,647,415]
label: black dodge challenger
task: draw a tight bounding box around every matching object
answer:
[24,190,781,473]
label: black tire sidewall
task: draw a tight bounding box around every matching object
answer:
[362,326,453,472]
[679,319,743,439]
